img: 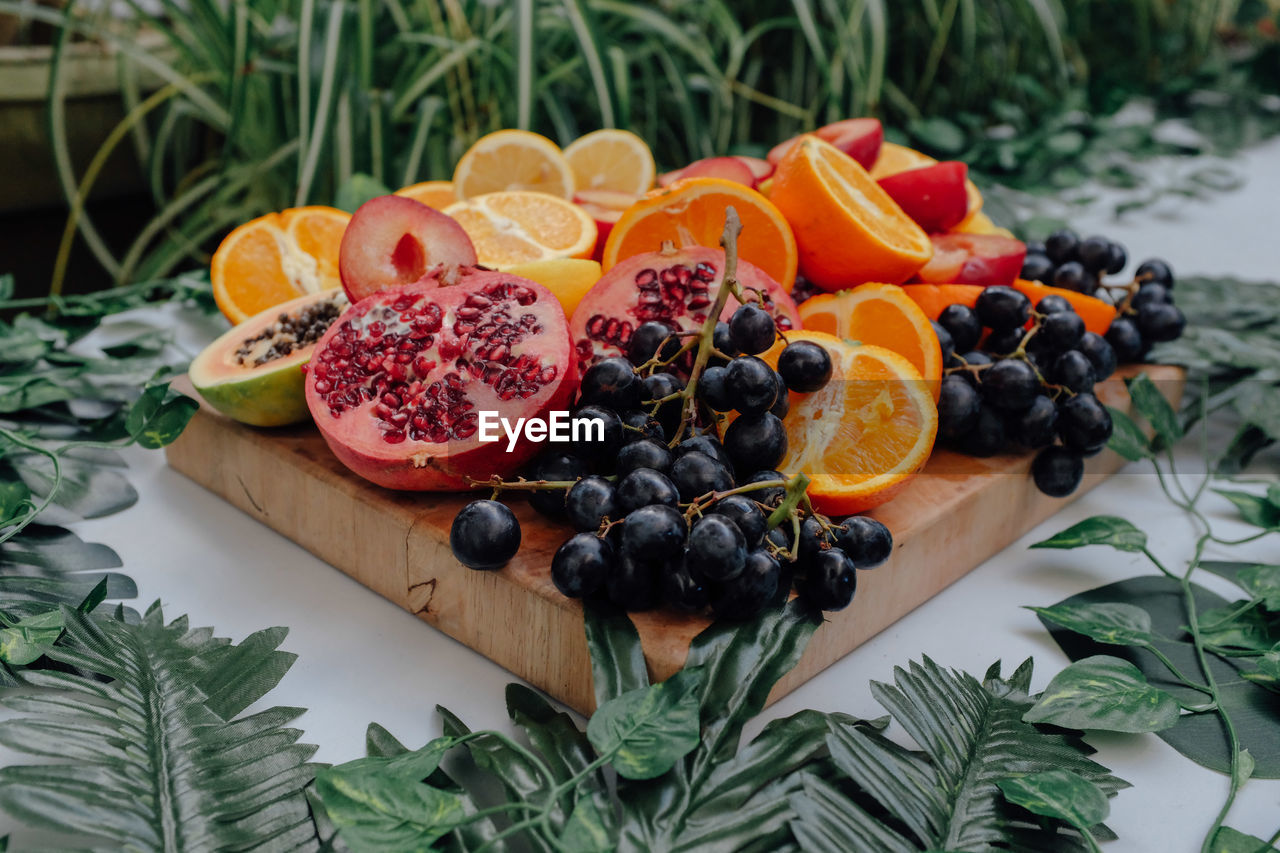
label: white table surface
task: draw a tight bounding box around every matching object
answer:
[4,136,1280,850]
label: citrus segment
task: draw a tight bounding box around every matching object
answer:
[601,177,797,291]
[769,135,932,289]
[1012,279,1117,336]
[900,284,985,320]
[762,330,937,514]
[394,180,457,210]
[562,129,656,195]
[444,191,597,267]
[798,283,944,400]
[502,257,602,317]
[211,206,350,325]
[452,129,574,200]
[951,210,1014,239]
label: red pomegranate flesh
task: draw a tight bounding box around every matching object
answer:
[569,244,802,370]
[305,271,575,490]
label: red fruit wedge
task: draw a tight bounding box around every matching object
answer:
[877,161,970,233]
[912,233,1027,288]
[734,156,774,184]
[339,195,477,303]
[574,189,640,262]
[658,156,756,189]
[767,118,883,169]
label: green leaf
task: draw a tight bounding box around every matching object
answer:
[0,479,31,525]
[583,602,649,707]
[997,769,1110,830]
[0,610,64,666]
[316,738,464,852]
[126,388,198,449]
[792,656,1126,852]
[1040,576,1280,777]
[587,667,703,780]
[335,174,392,213]
[1024,655,1181,733]
[1030,516,1148,552]
[1126,372,1183,446]
[559,795,615,852]
[1028,602,1154,646]
[0,604,318,848]
[1242,652,1280,692]
[1105,406,1153,461]
[1213,490,1280,530]
[1237,565,1280,611]
[1210,826,1280,853]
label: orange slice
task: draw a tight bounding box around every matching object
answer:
[394,180,457,210]
[563,129,656,195]
[769,135,932,289]
[762,330,937,515]
[602,177,798,291]
[502,257,602,316]
[211,206,350,325]
[900,284,985,320]
[798,283,944,400]
[452,129,574,200]
[869,141,984,226]
[1012,279,1117,336]
[443,191,597,267]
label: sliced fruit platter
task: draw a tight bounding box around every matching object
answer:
[173,119,1185,710]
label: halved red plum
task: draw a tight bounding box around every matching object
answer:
[912,233,1027,288]
[338,195,478,303]
[767,118,883,169]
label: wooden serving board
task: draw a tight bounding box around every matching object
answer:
[165,365,1183,714]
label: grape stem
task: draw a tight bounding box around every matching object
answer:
[682,477,789,520]
[464,475,590,492]
[766,472,811,530]
[668,207,745,447]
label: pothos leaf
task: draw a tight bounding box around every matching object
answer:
[1126,373,1183,446]
[997,770,1110,830]
[1105,406,1154,462]
[1209,826,1280,853]
[314,738,464,853]
[587,666,703,780]
[0,610,63,666]
[583,602,649,707]
[1040,576,1280,777]
[558,795,615,853]
[1030,516,1148,552]
[1236,565,1280,611]
[1023,655,1181,733]
[1242,652,1280,693]
[1213,490,1280,530]
[125,384,199,449]
[1028,602,1155,646]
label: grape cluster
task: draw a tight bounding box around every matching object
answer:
[449,300,893,620]
[1021,230,1186,362]
[934,286,1119,498]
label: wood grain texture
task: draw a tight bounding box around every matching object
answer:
[165,365,1184,714]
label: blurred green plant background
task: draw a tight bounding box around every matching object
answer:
[3,0,1278,288]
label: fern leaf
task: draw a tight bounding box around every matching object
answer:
[791,656,1129,853]
[0,603,321,851]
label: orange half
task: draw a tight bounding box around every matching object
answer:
[768,136,932,289]
[602,177,797,291]
[762,330,937,515]
[211,206,350,325]
[443,191,597,267]
[395,180,457,210]
[798,282,944,400]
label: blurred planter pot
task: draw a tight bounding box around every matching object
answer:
[0,26,170,214]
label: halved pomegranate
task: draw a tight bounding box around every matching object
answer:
[338,195,478,303]
[568,244,802,370]
[305,270,575,490]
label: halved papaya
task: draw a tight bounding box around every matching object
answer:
[190,289,348,426]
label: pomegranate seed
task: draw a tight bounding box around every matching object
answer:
[314,379,332,394]
[688,296,711,310]
[412,414,430,431]
[466,294,492,308]
[454,320,476,335]
[389,411,410,427]
[539,366,558,383]
[409,428,425,441]
[381,392,401,408]
[488,344,509,362]
[383,429,406,443]
[395,352,414,364]
[413,357,437,375]
[456,306,481,321]
[636,269,657,287]
[695,262,717,280]
[512,287,535,305]
[374,403,392,418]
[367,321,385,337]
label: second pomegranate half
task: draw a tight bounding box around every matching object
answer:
[305,270,576,490]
